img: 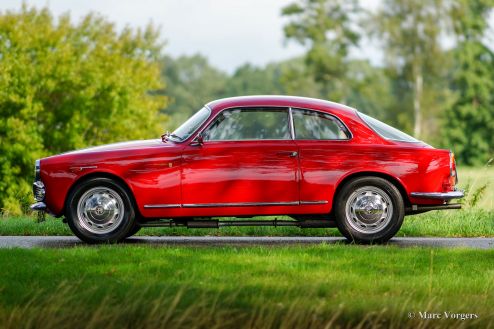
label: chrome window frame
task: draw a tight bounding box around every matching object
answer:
[190,105,353,143]
[200,106,293,142]
[169,105,212,143]
[290,107,352,141]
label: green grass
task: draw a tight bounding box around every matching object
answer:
[459,165,494,210]
[0,245,493,329]
[1,208,493,237]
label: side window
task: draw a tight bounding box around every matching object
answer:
[203,108,290,141]
[292,109,350,140]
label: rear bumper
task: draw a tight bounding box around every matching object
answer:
[410,190,464,200]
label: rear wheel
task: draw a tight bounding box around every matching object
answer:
[334,177,404,244]
[65,177,136,243]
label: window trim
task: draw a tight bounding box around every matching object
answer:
[169,105,212,143]
[290,107,353,141]
[191,105,353,143]
[201,107,293,142]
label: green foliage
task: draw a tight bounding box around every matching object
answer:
[282,0,360,101]
[371,0,452,141]
[443,0,494,165]
[0,6,167,214]
[161,54,227,129]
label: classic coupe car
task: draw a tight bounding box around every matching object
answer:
[31,96,464,243]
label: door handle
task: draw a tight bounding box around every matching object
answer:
[277,151,298,157]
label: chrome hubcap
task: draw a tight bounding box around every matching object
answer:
[77,187,124,234]
[345,186,393,234]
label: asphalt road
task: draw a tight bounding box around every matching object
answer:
[0,236,493,249]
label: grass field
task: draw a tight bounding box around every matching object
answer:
[1,245,493,329]
[0,167,492,328]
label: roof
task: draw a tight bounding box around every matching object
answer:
[206,95,357,114]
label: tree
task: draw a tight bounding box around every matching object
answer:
[443,0,494,165]
[373,0,450,140]
[0,6,167,214]
[225,60,321,98]
[344,60,395,121]
[282,0,360,102]
[161,54,227,129]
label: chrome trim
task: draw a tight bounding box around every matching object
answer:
[183,201,300,208]
[33,181,45,201]
[191,105,354,144]
[288,107,295,140]
[30,202,47,211]
[203,107,292,142]
[290,108,352,140]
[410,190,464,200]
[144,204,181,209]
[144,201,328,209]
[70,166,98,171]
[170,106,212,143]
[300,200,328,205]
[35,159,40,181]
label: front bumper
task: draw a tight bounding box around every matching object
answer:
[410,190,465,200]
[31,202,47,211]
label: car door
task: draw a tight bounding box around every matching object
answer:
[292,108,352,207]
[181,107,299,208]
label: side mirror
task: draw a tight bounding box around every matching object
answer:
[190,134,204,146]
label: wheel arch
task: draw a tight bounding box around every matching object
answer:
[64,171,141,218]
[332,171,411,209]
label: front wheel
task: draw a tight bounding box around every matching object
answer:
[65,177,136,243]
[334,177,404,244]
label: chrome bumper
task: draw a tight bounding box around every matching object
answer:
[31,202,47,211]
[410,190,464,200]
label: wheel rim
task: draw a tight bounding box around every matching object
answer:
[76,187,125,234]
[345,186,393,234]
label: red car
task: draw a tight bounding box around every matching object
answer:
[31,96,464,243]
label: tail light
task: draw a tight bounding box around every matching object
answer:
[450,151,458,185]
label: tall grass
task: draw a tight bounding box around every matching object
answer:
[1,245,493,329]
[1,285,490,329]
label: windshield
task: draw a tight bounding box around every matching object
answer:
[169,107,211,142]
[359,112,420,143]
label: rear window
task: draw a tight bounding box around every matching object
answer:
[359,112,420,143]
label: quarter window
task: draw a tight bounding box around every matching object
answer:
[358,112,419,142]
[292,109,350,140]
[203,108,290,141]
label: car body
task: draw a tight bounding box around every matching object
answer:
[31,96,464,243]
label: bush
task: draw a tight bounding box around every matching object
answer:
[0,6,167,214]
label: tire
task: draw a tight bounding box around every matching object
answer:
[334,177,404,244]
[125,222,142,238]
[65,177,136,244]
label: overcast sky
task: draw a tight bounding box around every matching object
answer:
[0,0,491,73]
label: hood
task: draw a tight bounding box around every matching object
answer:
[61,139,168,155]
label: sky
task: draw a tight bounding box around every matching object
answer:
[0,0,491,73]
[0,0,380,72]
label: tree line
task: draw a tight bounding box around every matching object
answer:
[164,0,494,167]
[0,1,493,214]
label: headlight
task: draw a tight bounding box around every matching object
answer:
[35,159,40,181]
